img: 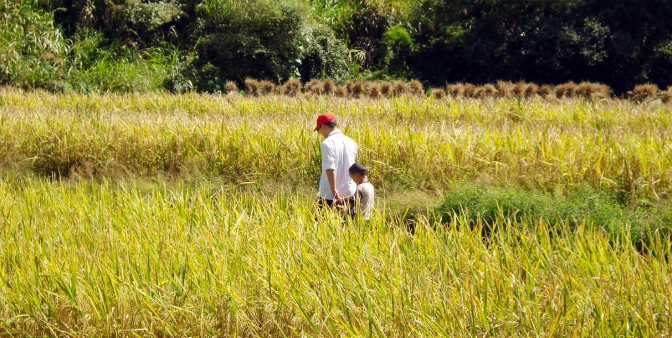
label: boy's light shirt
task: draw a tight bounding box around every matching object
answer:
[356,181,374,220]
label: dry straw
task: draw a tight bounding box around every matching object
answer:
[631,83,659,101]
[409,79,424,97]
[260,80,275,95]
[446,83,464,98]
[555,81,577,99]
[432,88,446,100]
[392,81,407,97]
[496,81,514,97]
[323,79,335,95]
[380,81,392,97]
[336,86,348,97]
[225,81,238,94]
[539,84,554,98]
[661,86,672,104]
[351,81,364,98]
[282,78,301,97]
[462,83,476,98]
[368,82,381,99]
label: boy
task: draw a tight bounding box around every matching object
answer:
[347,162,375,221]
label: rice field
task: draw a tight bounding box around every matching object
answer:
[1,87,672,337]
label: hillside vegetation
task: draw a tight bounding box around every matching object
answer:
[2,0,671,93]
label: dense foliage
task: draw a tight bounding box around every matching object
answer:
[1,0,671,92]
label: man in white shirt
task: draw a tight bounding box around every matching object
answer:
[314,113,358,210]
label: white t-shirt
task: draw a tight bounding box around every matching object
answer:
[318,129,358,200]
[356,181,375,220]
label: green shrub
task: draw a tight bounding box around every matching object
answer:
[193,0,305,87]
[381,25,415,75]
[438,183,648,242]
[0,1,69,89]
[298,23,351,83]
[70,0,185,45]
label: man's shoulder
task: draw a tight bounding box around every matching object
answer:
[338,133,358,146]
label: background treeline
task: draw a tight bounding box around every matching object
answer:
[2,0,671,94]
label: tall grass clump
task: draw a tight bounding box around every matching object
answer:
[462,83,477,98]
[335,85,348,97]
[575,82,613,100]
[440,184,629,230]
[523,82,538,97]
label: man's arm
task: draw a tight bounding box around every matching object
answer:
[326,169,341,200]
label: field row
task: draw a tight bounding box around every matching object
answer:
[1,90,671,200]
[0,177,670,337]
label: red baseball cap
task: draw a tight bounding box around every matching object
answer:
[314,113,336,131]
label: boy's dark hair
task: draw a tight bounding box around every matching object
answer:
[349,162,368,175]
[324,121,337,128]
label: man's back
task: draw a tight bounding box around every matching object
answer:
[319,129,358,199]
